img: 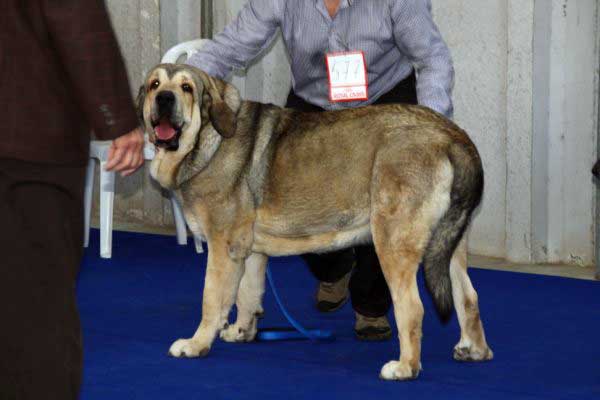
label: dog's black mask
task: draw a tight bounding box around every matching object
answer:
[152,91,182,151]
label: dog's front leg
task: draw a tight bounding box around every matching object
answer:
[169,241,244,358]
[220,252,267,343]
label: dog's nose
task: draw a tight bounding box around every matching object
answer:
[156,91,175,113]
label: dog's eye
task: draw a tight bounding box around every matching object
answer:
[150,80,160,90]
[181,83,193,93]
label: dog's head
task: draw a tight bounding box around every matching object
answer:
[137,64,241,188]
[137,64,240,149]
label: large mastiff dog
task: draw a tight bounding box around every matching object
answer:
[138,64,493,380]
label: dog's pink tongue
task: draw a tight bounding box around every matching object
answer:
[155,121,176,141]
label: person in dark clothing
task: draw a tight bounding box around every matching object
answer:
[0,1,144,398]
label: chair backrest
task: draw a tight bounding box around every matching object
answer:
[161,39,210,64]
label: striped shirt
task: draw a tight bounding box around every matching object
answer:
[187,0,454,117]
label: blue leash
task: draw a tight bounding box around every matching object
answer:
[256,265,335,342]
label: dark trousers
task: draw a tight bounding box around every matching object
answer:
[286,72,418,317]
[0,158,86,400]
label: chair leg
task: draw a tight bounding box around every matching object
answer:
[99,162,115,259]
[83,158,96,248]
[170,194,188,246]
[194,235,204,254]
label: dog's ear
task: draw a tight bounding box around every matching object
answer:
[208,98,237,139]
[135,84,146,130]
[593,160,600,178]
[197,71,238,138]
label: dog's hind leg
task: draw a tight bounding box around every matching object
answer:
[450,237,493,362]
[372,158,454,380]
[169,241,244,358]
[370,182,435,380]
[220,252,267,343]
[372,212,428,381]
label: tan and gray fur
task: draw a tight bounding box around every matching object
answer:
[138,64,493,381]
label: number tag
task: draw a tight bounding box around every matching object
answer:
[325,51,368,102]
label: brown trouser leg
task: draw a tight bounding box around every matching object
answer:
[0,158,85,400]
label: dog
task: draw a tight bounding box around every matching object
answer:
[137,64,493,381]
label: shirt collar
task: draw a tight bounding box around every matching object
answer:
[315,0,353,20]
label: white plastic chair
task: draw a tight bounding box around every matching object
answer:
[84,137,191,258]
[162,39,210,65]
[84,39,220,259]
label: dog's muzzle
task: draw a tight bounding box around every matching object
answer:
[152,91,183,151]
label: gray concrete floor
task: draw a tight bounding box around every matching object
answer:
[106,222,599,282]
[469,254,597,281]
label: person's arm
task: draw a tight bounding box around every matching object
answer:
[41,0,143,175]
[186,0,285,79]
[391,0,454,118]
[41,0,139,141]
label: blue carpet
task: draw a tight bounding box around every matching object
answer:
[78,229,600,400]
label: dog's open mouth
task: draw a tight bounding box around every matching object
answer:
[152,118,183,150]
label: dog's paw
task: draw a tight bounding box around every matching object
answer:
[453,344,493,362]
[168,338,210,358]
[379,360,421,381]
[220,323,257,343]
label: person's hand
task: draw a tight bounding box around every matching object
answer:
[104,127,145,176]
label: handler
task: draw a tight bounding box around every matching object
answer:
[1,1,143,398]
[187,0,454,340]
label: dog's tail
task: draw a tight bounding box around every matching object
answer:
[422,138,484,323]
